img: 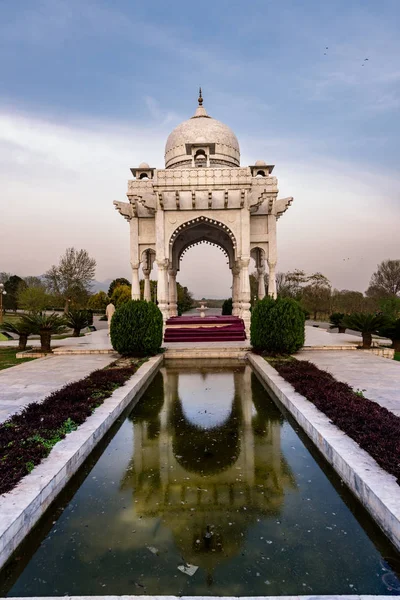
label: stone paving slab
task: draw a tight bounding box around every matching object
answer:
[0,354,116,424]
[296,350,400,416]
[304,326,390,348]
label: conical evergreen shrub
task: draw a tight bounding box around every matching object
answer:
[110,300,163,356]
[250,296,305,354]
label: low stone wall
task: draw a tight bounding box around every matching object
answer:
[366,347,395,359]
[248,354,400,553]
[0,355,163,570]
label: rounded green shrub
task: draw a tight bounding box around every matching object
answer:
[222,298,233,315]
[250,296,305,354]
[110,300,163,356]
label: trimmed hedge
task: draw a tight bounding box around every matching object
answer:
[110,299,163,356]
[222,298,233,315]
[251,296,305,354]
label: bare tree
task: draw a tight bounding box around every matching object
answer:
[277,269,307,299]
[45,248,96,312]
[301,272,331,320]
[366,259,400,297]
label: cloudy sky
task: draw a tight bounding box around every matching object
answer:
[1,0,399,298]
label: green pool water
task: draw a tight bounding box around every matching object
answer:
[1,364,400,596]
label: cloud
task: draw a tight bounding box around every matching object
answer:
[1,106,399,296]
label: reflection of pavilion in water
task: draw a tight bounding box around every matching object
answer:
[122,367,296,571]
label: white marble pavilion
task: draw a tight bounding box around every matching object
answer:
[114,91,293,334]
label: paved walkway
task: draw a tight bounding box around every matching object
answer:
[304,325,390,347]
[297,349,400,416]
[0,354,116,424]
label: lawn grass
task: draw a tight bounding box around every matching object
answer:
[0,347,36,371]
[395,352,400,362]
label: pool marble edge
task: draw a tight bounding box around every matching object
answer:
[0,355,163,570]
[1,594,399,600]
[248,354,400,553]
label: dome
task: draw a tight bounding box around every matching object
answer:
[164,95,240,169]
[255,159,267,166]
[138,162,150,169]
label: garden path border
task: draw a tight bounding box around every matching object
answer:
[0,355,163,570]
[248,354,400,553]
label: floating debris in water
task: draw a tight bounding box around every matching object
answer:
[178,564,198,576]
[147,546,159,555]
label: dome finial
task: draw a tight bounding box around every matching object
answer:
[198,87,203,106]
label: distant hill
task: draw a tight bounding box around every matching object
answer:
[90,279,113,293]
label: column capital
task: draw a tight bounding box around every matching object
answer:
[130,262,140,270]
[168,269,177,277]
[238,257,250,269]
[142,268,151,278]
[156,259,169,270]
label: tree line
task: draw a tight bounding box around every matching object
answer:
[1,247,194,316]
[247,259,400,320]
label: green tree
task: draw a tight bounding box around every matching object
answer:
[277,269,307,299]
[17,285,49,313]
[301,273,331,320]
[108,278,131,297]
[177,283,194,315]
[379,296,400,320]
[23,276,44,288]
[4,275,25,311]
[65,309,90,337]
[366,259,400,298]
[139,279,157,302]
[329,312,346,333]
[45,247,96,312]
[331,289,365,314]
[87,291,110,311]
[2,319,35,351]
[379,319,400,352]
[110,300,163,356]
[342,313,390,349]
[111,284,131,308]
[251,297,305,354]
[22,313,67,353]
[222,298,233,315]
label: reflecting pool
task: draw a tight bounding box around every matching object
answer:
[2,365,400,596]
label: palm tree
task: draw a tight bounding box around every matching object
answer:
[1,320,35,351]
[22,313,67,353]
[65,309,90,337]
[329,312,346,334]
[379,318,400,352]
[342,313,391,349]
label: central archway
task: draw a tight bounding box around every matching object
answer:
[169,216,237,271]
[167,217,239,317]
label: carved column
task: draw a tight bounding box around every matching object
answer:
[239,257,251,335]
[232,263,241,316]
[267,215,277,299]
[143,268,151,302]
[131,262,141,300]
[168,269,178,317]
[257,265,266,300]
[267,260,277,298]
[156,260,169,322]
